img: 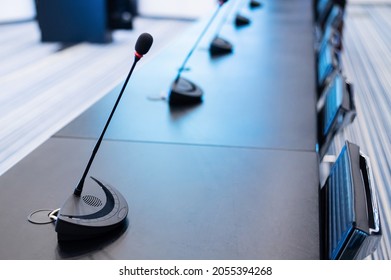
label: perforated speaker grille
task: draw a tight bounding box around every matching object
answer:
[82,195,103,207]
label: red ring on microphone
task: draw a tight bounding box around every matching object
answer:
[135,51,143,59]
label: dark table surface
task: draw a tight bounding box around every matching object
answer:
[0,0,320,260]
[56,0,317,151]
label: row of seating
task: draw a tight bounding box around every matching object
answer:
[35,0,137,43]
[314,0,382,260]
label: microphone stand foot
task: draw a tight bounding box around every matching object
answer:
[169,77,203,106]
[209,37,233,57]
[250,0,263,9]
[235,14,251,27]
[55,177,128,241]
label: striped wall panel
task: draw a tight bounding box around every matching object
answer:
[327,4,391,259]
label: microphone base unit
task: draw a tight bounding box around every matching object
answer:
[235,14,251,27]
[250,1,262,9]
[169,77,203,106]
[209,37,233,57]
[55,176,128,241]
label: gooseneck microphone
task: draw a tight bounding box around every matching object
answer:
[73,33,153,197]
[236,0,263,26]
[169,0,229,106]
[210,0,236,56]
[55,33,153,241]
[234,0,251,27]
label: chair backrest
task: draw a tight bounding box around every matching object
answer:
[320,141,382,259]
[316,0,346,31]
[324,5,344,33]
[317,41,340,93]
[317,72,356,159]
[319,23,342,53]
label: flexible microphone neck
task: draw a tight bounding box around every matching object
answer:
[175,2,227,83]
[73,56,138,196]
[74,33,153,196]
[214,0,236,37]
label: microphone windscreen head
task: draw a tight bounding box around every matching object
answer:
[135,33,153,56]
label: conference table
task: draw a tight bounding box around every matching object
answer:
[0,0,320,259]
